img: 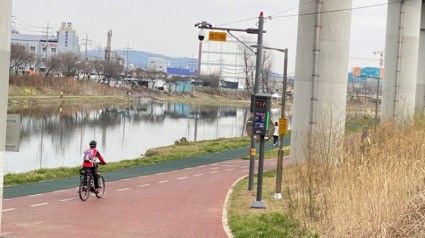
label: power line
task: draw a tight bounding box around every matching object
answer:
[273,1,397,19]
[217,1,395,27]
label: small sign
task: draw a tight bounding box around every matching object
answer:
[208,31,227,42]
[250,148,256,156]
[279,118,288,135]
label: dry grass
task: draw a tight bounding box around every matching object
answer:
[281,118,425,237]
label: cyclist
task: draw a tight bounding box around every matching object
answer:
[82,140,107,193]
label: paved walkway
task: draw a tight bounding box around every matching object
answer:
[1,138,290,237]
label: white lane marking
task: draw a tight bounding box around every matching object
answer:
[60,198,77,202]
[197,165,205,168]
[117,188,130,192]
[211,163,218,166]
[155,173,164,176]
[177,177,188,180]
[185,168,192,170]
[30,203,48,207]
[157,180,169,184]
[3,199,9,201]
[210,167,219,170]
[193,174,203,177]
[2,208,16,212]
[210,171,219,174]
[225,168,235,171]
[121,178,130,181]
[29,194,42,197]
[138,184,151,187]
[170,170,177,173]
[54,190,66,193]
[223,165,236,167]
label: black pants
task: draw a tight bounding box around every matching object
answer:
[273,135,278,145]
[87,166,100,189]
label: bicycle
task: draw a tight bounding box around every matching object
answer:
[78,163,105,201]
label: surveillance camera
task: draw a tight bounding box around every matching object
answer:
[198,29,205,41]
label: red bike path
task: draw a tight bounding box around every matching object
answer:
[1,139,290,237]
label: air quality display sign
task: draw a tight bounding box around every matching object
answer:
[253,93,271,136]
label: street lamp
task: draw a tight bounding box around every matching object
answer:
[195,13,266,196]
[251,45,288,200]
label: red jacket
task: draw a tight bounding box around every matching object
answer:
[82,148,106,167]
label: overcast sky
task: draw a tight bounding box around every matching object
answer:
[11,0,388,74]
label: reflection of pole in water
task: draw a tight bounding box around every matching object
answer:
[194,117,198,141]
[39,117,45,169]
[121,115,126,151]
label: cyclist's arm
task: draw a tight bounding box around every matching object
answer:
[96,151,107,165]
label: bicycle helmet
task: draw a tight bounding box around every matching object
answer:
[89,140,97,148]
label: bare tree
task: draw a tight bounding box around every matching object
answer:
[58,52,80,77]
[241,44,255,92]
[90,59,104,80]
[200,73,220,88]
[44,54,61,77]
[145,70,167,90]
[102,60,124,85]
[10,43,35,75]
[261,51,273,93]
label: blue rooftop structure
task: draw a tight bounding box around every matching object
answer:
[167,67,197,77]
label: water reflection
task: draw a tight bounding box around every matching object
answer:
[6,101,258,173]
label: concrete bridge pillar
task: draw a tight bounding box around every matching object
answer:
[382,0,421,122]
[415,2,425,114]
[290,0,352,163]
[0,0,12,233]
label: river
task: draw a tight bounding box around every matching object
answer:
[5,99,285,174]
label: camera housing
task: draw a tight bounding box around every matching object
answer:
[198,29,205,41]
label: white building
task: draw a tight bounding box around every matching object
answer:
[11,21,80,60]
[200,34,256,90]
[147,57,168,73]
[57,22,80,54]
[11,33,58,60]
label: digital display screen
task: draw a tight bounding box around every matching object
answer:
[254,112,267,134]
[255,101,267,108]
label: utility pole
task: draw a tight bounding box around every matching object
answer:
[84,34,89,60]
[373,50,384,126]
[124,43,132,78]
[44,22,50,61]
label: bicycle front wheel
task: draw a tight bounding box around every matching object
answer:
[95,176,105,198]
[79,177,90,201]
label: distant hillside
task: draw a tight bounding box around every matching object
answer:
[86,50,198,70]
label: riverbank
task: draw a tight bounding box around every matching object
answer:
[8,76,253,109]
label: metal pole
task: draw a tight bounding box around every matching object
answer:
[197,41,202,78]
[274,49,288,200]
[0,0,13,233]
[251,135,266,208]
[248,12,264,191]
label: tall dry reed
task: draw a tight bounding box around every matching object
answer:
[283,118,425,237]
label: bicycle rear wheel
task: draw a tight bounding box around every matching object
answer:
[95,176,105,198]
[79,177,90,201]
